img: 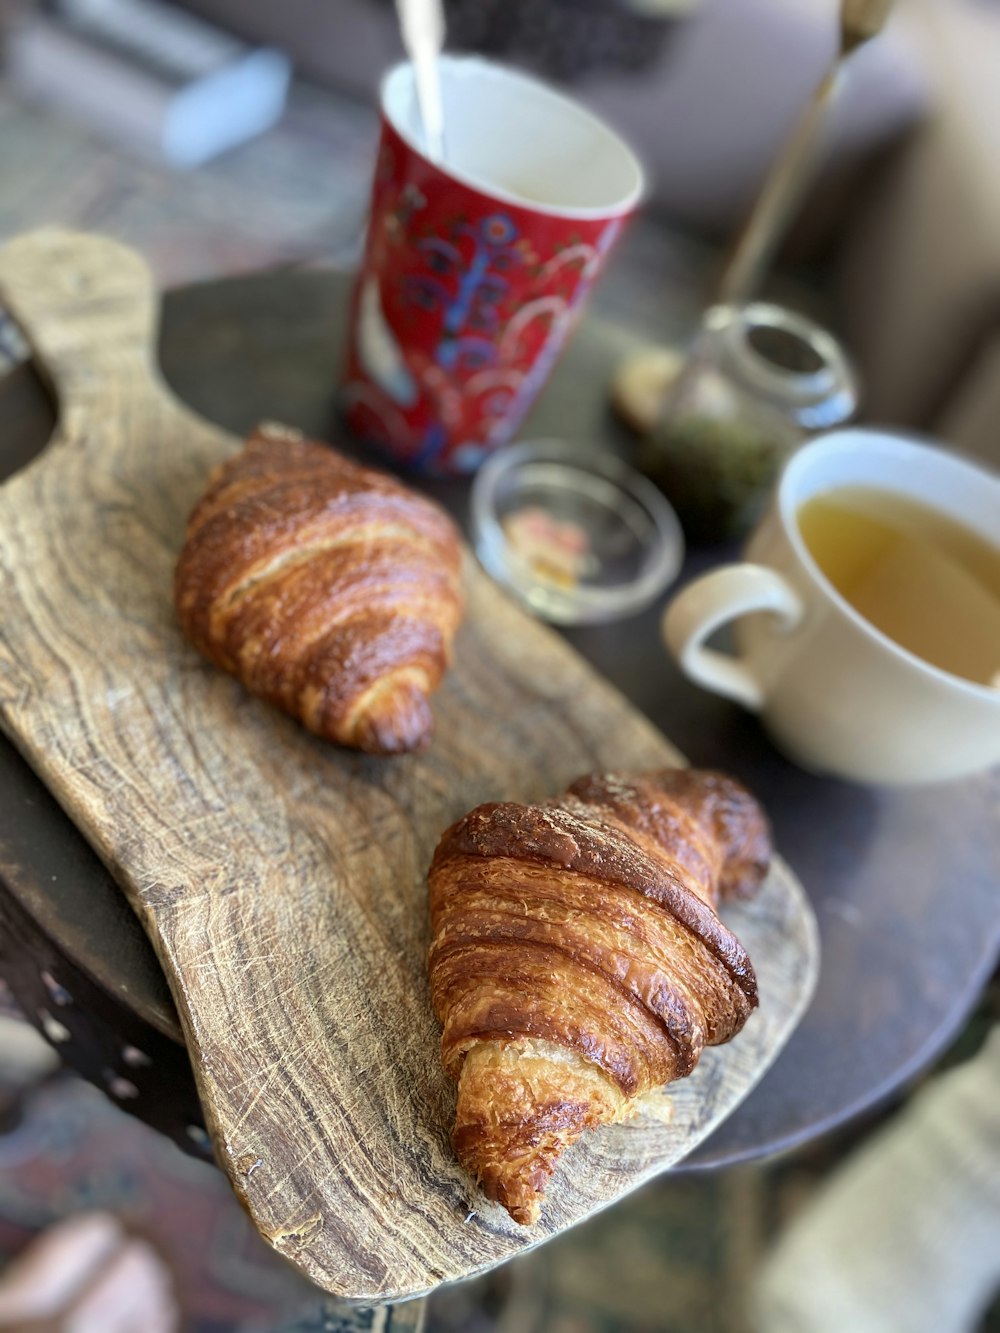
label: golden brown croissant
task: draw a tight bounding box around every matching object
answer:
[428,768,770,1225]
[174,423,463,753]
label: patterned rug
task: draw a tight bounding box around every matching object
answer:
[0,1066,333,1330]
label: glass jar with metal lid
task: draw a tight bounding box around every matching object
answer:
[639,302,858,543]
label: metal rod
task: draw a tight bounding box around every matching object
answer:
[716,0,895,308]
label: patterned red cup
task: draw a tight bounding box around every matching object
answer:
[342,56,644,475]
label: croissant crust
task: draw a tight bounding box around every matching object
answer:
[428,768,770,1225]
[174,424,463,753]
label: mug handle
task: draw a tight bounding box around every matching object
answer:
[662,564,804,710]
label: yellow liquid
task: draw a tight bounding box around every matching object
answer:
[797,486,1000,687]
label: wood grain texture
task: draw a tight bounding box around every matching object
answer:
[0,230,818,1302]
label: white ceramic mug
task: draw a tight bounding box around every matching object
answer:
[662,430,1000,784]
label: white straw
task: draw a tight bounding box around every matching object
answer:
[395,0,446,165]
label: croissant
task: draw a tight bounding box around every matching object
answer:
[174,423,464,754]
[428,767,770,1225]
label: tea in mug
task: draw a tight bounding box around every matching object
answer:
[798,486,1000,687]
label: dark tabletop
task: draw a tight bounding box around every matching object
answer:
[2,267,998,1168]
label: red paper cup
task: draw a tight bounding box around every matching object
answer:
[342,56,644,475]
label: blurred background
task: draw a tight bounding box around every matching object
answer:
[3,0,999,469]
[0,0,998,1329]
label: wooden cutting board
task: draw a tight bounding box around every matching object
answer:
[0,230,818,1303]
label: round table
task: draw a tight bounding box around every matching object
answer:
[1,267,997,1183]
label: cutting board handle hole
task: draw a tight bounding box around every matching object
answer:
[0,230,165,418]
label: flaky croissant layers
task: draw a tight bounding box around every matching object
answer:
[174,424,464,753]
[174,437,768,1222]
[428,768,770,1225]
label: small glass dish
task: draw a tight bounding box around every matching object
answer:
[470,439,684,624]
